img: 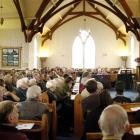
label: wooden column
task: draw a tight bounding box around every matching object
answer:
[40,57,47,68]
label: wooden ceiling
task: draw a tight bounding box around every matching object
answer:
[1,0,140,44]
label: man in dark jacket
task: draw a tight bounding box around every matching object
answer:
[113,80,132,103]
[0,100,28,140]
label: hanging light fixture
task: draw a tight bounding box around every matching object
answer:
[0,0,4,25]
[79,18,90,43]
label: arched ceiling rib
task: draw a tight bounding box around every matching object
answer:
[3,0,138,43]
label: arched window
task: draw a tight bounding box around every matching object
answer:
[72,36,83,68]
[72,30,95,68]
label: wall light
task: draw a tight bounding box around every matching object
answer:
[38,45,48,68]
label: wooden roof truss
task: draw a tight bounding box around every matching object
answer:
[13,0,140,44]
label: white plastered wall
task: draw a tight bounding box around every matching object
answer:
[0,20,139,70]
[43,17,126,68]
[0,29,29,69]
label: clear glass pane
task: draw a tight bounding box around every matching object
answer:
[72,36,83,68]
[72,30,95,68]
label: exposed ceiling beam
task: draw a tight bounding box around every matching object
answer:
[13,0,27,41]
[19,0,139,43]
[133,18,140,29]
[104,0,128,22]
[42,0,126,45]
[27,0,65,42]
[69,12,99,15]
[42,1,81,44]
[88,2,126,44]
[26,0,51,42]
[40,0,64,28]
[105,0,140,41]
[87,0,121,19]
[118,0,133,18]
[40,0,81,31]
[118,0,140,30]
[26,0,127,42]
[28,0,50,30]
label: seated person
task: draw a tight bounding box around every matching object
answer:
[28,78,37,86]
[57,76,74,129]
[81,90,113,140]
[46,80,60,104]
[134,83,140,102]
[0,100,28,140]
[33,73,46,92]
[0,79,5,101]
[84,90,113,133]
[81,79,103,99]
[0,79,20,102]
[98,104,130,140]
[81,72,91,86]
[57,76,74,101]
[82,79,100,116]
[4,74,15,93]
[80,72,91,93]
[113,80,132,104]
[99,104,140,140]
[16,78,28,102]
[18,85,49,120]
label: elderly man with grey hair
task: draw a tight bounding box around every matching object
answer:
[16,78,29,102]
[18,85,49,120]
[0,100,28,140]
[98,104,130,140]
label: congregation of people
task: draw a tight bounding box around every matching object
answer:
[0,67,140,140]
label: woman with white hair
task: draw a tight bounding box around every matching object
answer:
[18,85,48,120]
[45,80,58,103]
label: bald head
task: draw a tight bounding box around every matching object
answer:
[99,104,129,138]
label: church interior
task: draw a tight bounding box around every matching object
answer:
[0,0,140,140]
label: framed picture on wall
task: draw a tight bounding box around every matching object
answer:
[1,48,21,67]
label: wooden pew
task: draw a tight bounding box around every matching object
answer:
[41,96,57,140]
[48,101,57,140]
[18,114,48,140]
[74,94,84,138]
[41,91,49,103]
[120,103,140,112]
[120,103,140,123]
[41,91,57,139]
[86,124,140,140]
[86,132,102,140]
